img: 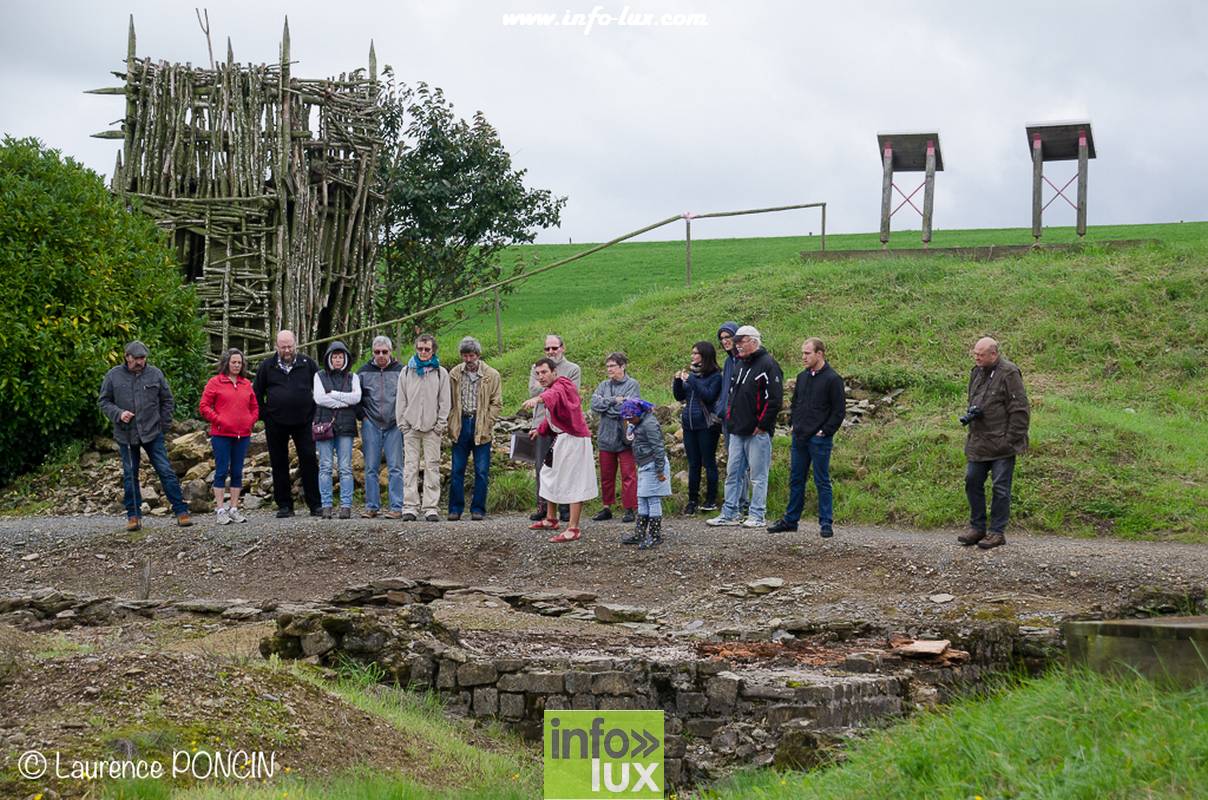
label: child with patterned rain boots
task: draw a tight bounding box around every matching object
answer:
[618,399,671,549]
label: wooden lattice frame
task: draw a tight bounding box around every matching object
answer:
[90,17,383,358]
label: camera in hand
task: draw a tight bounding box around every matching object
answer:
[959,405,983,426]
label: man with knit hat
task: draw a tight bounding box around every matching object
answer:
[98,340,192,531]
[707,325,782,529]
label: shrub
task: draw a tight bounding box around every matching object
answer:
[0,136,205,483]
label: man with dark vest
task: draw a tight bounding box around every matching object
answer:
[253,329,322,518]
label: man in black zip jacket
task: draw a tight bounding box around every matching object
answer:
[706,325,783,529]
[253,330,322,518]
[768,338,845,537]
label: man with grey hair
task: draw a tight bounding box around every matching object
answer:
[357,335,404,518]
[447,336,503,520]
[254,329,322,518]
[528,334,581,522]
[396,333,451,522]
[958,336,1030,550]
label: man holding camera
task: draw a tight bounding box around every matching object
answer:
[958,337,1030,550]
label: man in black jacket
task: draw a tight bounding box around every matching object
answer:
[768,338,845,537]
[707,325,782,529]
[253,330,322,518]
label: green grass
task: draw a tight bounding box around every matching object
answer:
[102,660,540,800]
[420,222,1208,537]
[697,668,1208,800]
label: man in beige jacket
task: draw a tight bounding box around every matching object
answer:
[395,333,451,521]
[446,336,503,521]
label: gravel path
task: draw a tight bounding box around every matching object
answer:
[2,513,1205,627]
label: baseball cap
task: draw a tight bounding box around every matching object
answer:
[734,325,761,340]
[124,341,150,357]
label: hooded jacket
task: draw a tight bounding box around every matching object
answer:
[714,321,740,420]
[726,346,783,436]
[357,356,403,429]
[313,341,362,437]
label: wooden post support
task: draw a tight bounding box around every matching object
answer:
[921,140,936,246]
[1076,129,1089,237]
[1032,133,1044,241]
[820,203,827,251]
[493,287,503,354]
[684,218,692,288]
[879,145,893,248]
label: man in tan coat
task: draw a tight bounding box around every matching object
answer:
[395,333,451,522]
[446,336,503,521]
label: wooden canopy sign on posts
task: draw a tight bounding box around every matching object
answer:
[1026,121,1095,240]
[877,132,943,249]
[88,17,383,358]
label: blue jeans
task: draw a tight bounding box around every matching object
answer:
[721,432,771,520]
[966,456,1015,533]
[119,434,188,519]
[638,496,664,518]
[317,435,355,508]
[449,416,491,516]
[783,435,834,526]
[362,421,404,511]
[211,435,251,489]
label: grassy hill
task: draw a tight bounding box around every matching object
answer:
[425,222,1206,539]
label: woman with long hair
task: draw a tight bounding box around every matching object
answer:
[672,340,722,514]
[199,348,259,524]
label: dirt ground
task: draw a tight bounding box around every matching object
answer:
[3,512,1206,626]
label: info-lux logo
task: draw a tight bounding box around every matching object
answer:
[543,710,664,799]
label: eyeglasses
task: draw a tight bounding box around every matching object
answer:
[416,347,433,353]
[544,346,561,352]
[373,349,390,355]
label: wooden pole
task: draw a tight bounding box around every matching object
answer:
[1032,133,1043,241]
[922,140,936,247]
[820,203,826,251]
[1076,129,1089,238]
[685,218,692,288]
[879,145,893,249]
[494,286,503,354]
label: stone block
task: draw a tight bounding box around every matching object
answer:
[597,696,636,710]
[494,658,527,673]
[407,655,436,688]
[664,734,685,758]
[664,758,683,785]
[499,692,526,720]
[522,671,566,694]
[436,660,458,689]
[741,683,795,701]
[572,693,595,709]
[544,695,570,710]
[299,630,336,657]
[684,718,725,738]
[472,687,498,717]
[765,704,816,726]
[592,671,636,696]
[458,662,498,687]
[676,691,708,714]
[706,674,740,712]
[564,671,594,694]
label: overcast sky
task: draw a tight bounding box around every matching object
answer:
[2,1,1205,242]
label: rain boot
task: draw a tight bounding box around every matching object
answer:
[621,515,647,546]
[639,516,662,549]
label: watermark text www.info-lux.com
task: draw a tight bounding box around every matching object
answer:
[502,6,709,34]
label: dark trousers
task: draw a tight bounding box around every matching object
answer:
[265,419,321,512]
[966,456,1015,534]
[784,435,834,525]
[118,434,188,519]
[683,426,721,504]
[449,416,492,516]
[533,433,567,515]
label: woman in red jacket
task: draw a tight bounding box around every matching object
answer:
[199,349,260,524]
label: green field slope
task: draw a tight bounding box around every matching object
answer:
[432,222,1206,539]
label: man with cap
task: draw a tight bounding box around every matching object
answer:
[98,341,192,531]
[707,325,782,529]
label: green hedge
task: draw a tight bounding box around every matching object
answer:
[0,136,205,483]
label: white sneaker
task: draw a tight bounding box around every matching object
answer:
[216,507,231,525]
[228,508,247,524]
[706,515,742,527]
[742,517,766,528]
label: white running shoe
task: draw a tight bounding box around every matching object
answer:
[228,508,247,524]
[706,515,742,527]
[742,517,766,528]
[216,507,232,525]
